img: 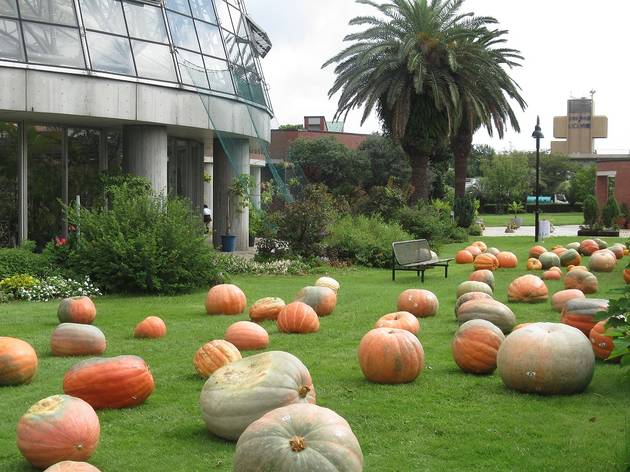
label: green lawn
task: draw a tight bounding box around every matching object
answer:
[480,212,583,227]
[1,236,629,471]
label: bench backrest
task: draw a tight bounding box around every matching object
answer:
[392,239,434,265]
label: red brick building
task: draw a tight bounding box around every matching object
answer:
[595,157,630,209]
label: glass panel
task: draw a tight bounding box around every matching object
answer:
[165,0,190,16]
[189,0,216,23]
[240,42,255,71]
[0,18,24,61]
[215,0,233,32]
[87,31,134,75]
[177,49,208,88]
[19,0,77,26]
[204,55,233,94]
[123,3,167,43]
[23,22,85,68]
[167,11,199,51]
[229,4,246,38]
[223,30,242,65]
[79,0,126,35]
[132,40,176,81]
[0,122,18,247]
[28,126,63,247]
[0,0,18,17]
[232,65,250,100]
[68,129,100,210]
[195,20,225,59]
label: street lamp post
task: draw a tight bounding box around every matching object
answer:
[532,116,544,242]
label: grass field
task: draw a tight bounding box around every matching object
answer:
[1,236,629,471]
[480,212,583,227]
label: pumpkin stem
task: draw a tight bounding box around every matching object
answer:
[298,385,311,398]
[289,436,306,452]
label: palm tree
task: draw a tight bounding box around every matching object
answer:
[324,0,483,201]
[451,27,526,198]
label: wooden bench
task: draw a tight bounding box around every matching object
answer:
[392,239,453,282]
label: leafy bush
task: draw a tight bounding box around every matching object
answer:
[254,238,290,262]
[602,195,621,228]
[64,183,223,294]
[395,202,467,244]
[453,195,474,228]
[0,247,54,279]
[0,274,40,294]
[324,215,412,268]
[214,253,310,276]
[583,194,599,227]
[353,181,409,221]
[0,275,101,302]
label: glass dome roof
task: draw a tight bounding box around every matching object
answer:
[0,0,271,109]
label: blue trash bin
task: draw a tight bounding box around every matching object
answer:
[221,234,237,252]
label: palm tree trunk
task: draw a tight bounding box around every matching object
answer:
[452,129,473,198]
[408,151,430,203]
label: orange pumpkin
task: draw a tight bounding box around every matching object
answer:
[469,269,495,291]
[194,340,241,378]
[205,284,247,315]
[588,249,616,273]
[396,289,439,317]
[589,320,616,361]
[580,239,599,256]
[277,302,320,334]
[51,324,107,357]
[608,244,625,260]
[465,245,482,257]
[543,270,562,280]
[568,265,589,272]
[507,275,548,303]
[474,253,499,271]
[43,462,102,472]
[225,321,269,350]
[358,328,424,384]
[133,316,167,339]
[561,298,609,335]
[471,241,488,253]
[527,258,543,270]
[57,297,96,324]
[624,269,630,284]
[496,251,518,269]
[551,247,567,256]
[551,289,585,312]
[513,323,532,330]
[63,355,155,409]
[17,395,100,469]
[249,297,286,322]
[564,270,598,294]
[374,311,420,334]
[0,336,38,385]
[455,250,474,264]
[452,319,505,374]
[294,286,337,317]
[528,245,547,259]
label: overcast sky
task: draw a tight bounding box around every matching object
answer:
[246,0,630,154]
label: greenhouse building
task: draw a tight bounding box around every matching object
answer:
[0,0,272,250]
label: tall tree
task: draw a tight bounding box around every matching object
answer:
[323,0,480,202]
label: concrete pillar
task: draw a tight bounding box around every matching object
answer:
[213,137,249,251]
[203,140,213,211]
[61,127,68,237]
[17,121,27,244]
[250,165,262,209]
[98,130,108,172]
[123,125,168,194]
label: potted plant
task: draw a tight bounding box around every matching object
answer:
[507,201,524,228]
[221,175,254,252]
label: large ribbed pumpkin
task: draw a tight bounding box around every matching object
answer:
[589,321,615,361]
[527,258,543,270]
[539,252,560,270]
[205,284,247,315]
[225,321,269,350]
[588,249,617,272]
[469,269,495,291]
[551,247,567,256]
[473,253,499,271]
[508,275,548,303]
[551,289,585,312]
[497,323,595,395]
[200,351,316,440]
[57,297,96,324]
[295,286,337,316]
[454,292,494,317]
[249,297,285,322]
[63,355,155,409]
[456,250,474,264]
[133,316,167,339]
[580,239,599,256]
[17,395,100,469]
[397,289,439,317]
[51,324,107,357]
[43,462,102,472]
[452,319,505,374]
[559,249,581,267]
[609,243,625,260]
[374,311,420,334]
[277,302,320,334]
[358,328,424,384]
[0,337,38,386]
[529,245,547,259]
[456,299,516,334]
[496,251,518,269]
[193,340,241,378]
[234,404,363,472]
[564,270,598,293]
[471,241,488,252]
[560,298,609,335]
[315,276,340,293]
[465,245,482,257]
[456,281,493,299]
[543,270,562,281]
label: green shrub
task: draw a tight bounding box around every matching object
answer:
[602,195,620,228]
[453,195,474,228]
[395,202,465,244]
[583,194,599,227]
[65,183,223,294]
[354,182,409,221]
[0,248,54,279]
[324,215,412,268]
[0,274,40,294]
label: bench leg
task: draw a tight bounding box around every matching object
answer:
[392,268,395,281]
[445,264,448,278]
[421,270,425,283]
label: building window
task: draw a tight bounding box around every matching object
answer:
[0,18,24,61]
[86,31,135,75]
[79,0,127,35]
[23,22,85,68]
